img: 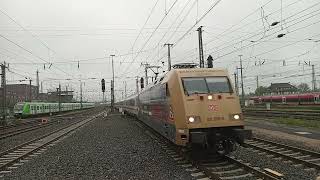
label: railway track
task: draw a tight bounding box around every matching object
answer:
[0,121,57,140]
[0,118,42,131]
[131,116,281,180]
[0,109,96,140]
[244,137,320,170]
[185,154,280,180]
[0,109,93,130]
[243,109,320,120]
[0,111,105,174]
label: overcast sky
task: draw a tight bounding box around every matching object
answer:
[0,0,319,102]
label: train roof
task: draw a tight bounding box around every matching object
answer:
[117,68,230,103]
[15,102,94,105]
[140,68,229,93]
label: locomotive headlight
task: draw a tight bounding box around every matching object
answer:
[208,95,213,100]
[233,114,240,120]
[187,116,200,123]
[188,117,195,123]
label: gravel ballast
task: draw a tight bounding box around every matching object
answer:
[230,146,319,180]
[0,108,103,153]
[244,118,320,152]
[2,113,192,179]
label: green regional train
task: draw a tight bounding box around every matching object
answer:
[13,102,95,117]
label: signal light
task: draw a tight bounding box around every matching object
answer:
[140,77,144,89]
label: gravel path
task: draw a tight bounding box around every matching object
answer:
[2,114,192,180]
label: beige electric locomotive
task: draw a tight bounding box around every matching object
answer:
[117,63,251,154]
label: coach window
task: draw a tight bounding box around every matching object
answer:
[37,106,39,110]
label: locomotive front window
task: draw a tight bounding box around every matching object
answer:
[206,77,232,93]
[182,78,208,95]
[14,104,24,110]
[182,76,232,95]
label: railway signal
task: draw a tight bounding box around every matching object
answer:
[207,55,213,68]
[101,79,105,92]
[140,77,144,89]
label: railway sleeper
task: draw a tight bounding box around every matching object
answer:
[211,167,244,174]
[306,158,320,162]
[209,164,235,170]
[219,173,254,180]
[282,152,301,156]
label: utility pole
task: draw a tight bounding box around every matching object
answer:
[58,84,61,112]
[29,79,32,102]
[312,64,316,91]
[197,26,204,68]
[110,54,115,111]
[136,76,139,94]
[235,66,239,95]
[80,80,83,109]
[256,76,259,90]
[1,62,6,124]
[239,55,245,106]
[111,80,114,110]
[40,81,43,93]
[141,63,150,86]
[164,43,173,71]
[234,73,238,95]
[36,70,39,99]
[124,81,127,98]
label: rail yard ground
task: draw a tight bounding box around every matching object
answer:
[1,110,319,179]
[1,111,192,180]
[245,117,320,151]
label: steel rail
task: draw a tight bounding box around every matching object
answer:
[0,109,95,140]
[130,115,281,180]
[245,138,320,170]
[0,111,104,171]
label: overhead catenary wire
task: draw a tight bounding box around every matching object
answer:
[124,0,223,78]
[0,34,75,78]
[144,0,194,63]
[118,0,179,77]
[209,12,320,63]
[173,0,222,47]
[206,4,320,60]
[143,0,301,72]
[177,0,312,61]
